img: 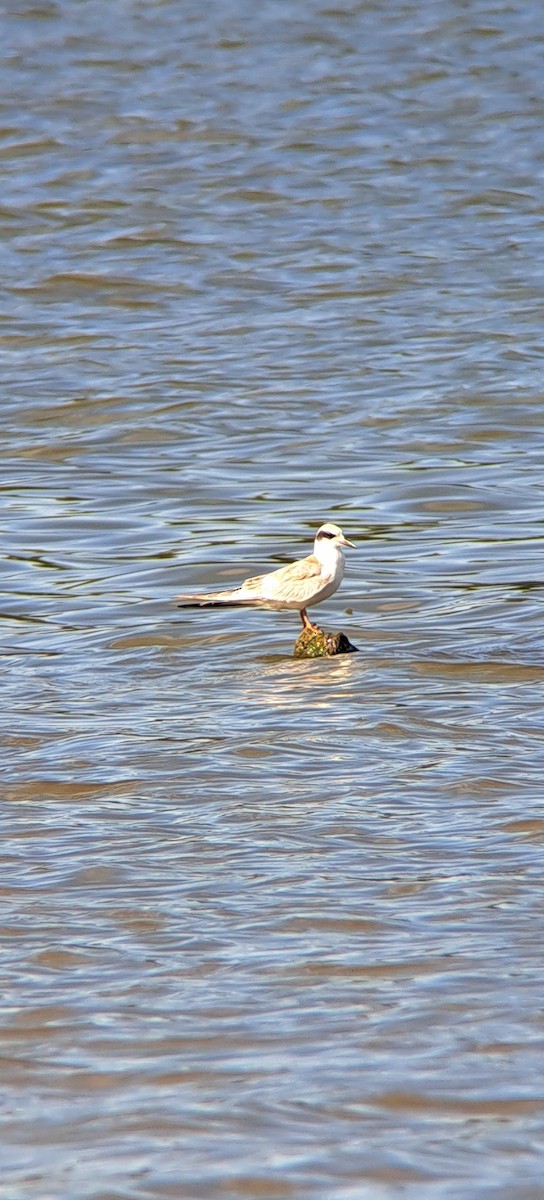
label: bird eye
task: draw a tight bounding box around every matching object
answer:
[319,531,335,540]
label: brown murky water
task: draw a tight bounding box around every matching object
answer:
[2,1,544,1197]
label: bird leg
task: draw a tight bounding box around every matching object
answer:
[300,608,318,631]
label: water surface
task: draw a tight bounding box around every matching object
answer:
[2,1,544,1197]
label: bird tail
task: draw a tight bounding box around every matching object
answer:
[176,589,261,609]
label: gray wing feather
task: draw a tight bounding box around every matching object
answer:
[177,554,323,609]
[256,555,323,605]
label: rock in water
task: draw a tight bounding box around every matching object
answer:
[294,625,359,659]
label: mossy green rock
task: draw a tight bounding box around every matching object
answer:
[294,625,359,659]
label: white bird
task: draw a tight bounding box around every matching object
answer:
[176,522,355,631]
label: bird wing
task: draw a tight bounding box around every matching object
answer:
[177,556,325,610]
[253,554,324,605]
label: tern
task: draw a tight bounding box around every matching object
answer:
[176,522,355,631]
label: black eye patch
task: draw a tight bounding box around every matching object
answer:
[318,530,335,540]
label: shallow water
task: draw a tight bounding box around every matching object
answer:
[2,1,544,1197]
